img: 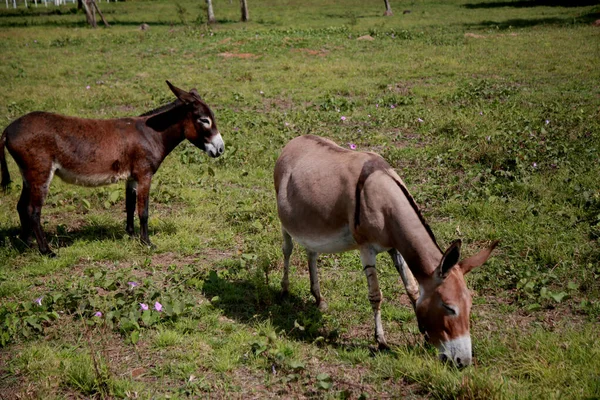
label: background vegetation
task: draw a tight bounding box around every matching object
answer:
[0,0,599,398]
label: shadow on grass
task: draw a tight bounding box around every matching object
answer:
[201,270,330,343]
[463,11,600,29]
[0,219,170,254]
[464,0,599,8]
[0,19,184,28]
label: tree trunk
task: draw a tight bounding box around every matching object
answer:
[383,0,392,16]
[206,0,215,23]
[78,0,97,27]
[90,0,109,27]
[240,0,249,22]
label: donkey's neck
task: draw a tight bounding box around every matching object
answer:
[144,104,188,156]
[386,183,443,282]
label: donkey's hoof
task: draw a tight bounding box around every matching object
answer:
[141,239,155,249]
[41,249,57,258]
[317,300,328,312]
[276,290,289,303]
[377,341,391,351]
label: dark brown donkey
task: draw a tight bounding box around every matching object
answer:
[0,81,224,257]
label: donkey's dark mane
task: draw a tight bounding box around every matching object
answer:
[139,99,182,117]
[305,134,347,153]
[391,178,441,252]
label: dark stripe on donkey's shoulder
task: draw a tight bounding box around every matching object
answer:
[352,155,440,251]
[354,156,392,229]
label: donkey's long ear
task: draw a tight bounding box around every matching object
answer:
[166,81,196,104]
[436,239,462,280]
[459,240,499,275]
[189,88,202,99]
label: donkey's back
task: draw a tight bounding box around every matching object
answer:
[274,134,402,253]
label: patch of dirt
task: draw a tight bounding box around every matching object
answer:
[464,32,486,39]
[357,35,375,41]
[290,48,329,57]
[218,52,256,59]
[118,104,137,113]
[464,32,518,39]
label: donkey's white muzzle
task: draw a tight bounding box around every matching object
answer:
[438,335,472,368]
[205,133,224,158]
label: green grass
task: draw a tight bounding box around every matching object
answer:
[1,0,599,398]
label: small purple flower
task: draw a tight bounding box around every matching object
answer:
[284,122,290,127]
[140,303,149,311]
[348,143,357,150]
[154,302,163,312]
[128,281,139,289]
[94,311,103,317]
[532,162,538,168]
[340,116,346,121]
[259,90,264,95]
[376,104,379,108]
[86,85,91,90]
[486,136,491,142]
[34,297,43,306]
[34,40,37,43]
[417,118,424,123]
[390,105,396,109]
[368,114,371,117]
[545,119,550,125]
[479,112,483,116]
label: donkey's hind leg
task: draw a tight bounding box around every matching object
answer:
[21,167,55,257]
[281,228,293,296]
[308,250,327,311]
[17,181,33,246]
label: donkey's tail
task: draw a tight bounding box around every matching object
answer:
[0,131,11,192]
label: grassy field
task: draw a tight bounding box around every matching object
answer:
[1,0,599,398]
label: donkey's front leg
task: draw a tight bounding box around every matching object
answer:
[361,247,388,350]
[388,249,419,312]
[125,179,137,237]
[135,176,154,248]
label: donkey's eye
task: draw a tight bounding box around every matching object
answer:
[442,303,457,316]
[198,117,212,127]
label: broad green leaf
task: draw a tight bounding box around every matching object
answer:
[110,190,120,203]
[130,330,140,344]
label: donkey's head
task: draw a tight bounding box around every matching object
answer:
[166,81,224,158]
[415,240,498,368]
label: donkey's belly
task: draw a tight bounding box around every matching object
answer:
[54,162,130,187]
[291,226,358,254]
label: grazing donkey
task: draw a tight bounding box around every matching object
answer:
[274,135,497,367]
[0,81,224,257]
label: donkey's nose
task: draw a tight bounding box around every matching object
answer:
[217,143,224,155]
